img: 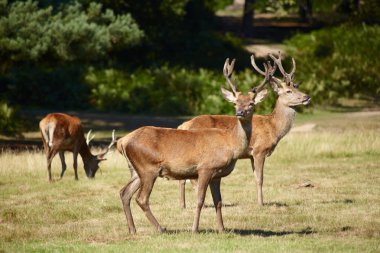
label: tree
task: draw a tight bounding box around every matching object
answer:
[0,0,144,73]
[242,0,255,37]
[298,0,312,23]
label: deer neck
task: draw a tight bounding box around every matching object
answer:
[271,100,296,141]
[232,116,252,158]
[79,142,95,164]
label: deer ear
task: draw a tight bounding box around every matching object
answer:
[254,88,268,104]
[221,87,236,103]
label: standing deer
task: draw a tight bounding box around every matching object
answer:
[39,113,116,182]
[178,52,311,208]
[117,58,274,233]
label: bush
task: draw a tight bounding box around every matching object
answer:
[4,65,89,109]
[85,66,275,115]
[0,101,22,136]
[286,24,380,105]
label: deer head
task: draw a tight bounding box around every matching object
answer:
[221,58,271,119]
[85,130,117,178]
[252,52,311,107]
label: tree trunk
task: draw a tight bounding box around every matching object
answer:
[298,0,313,23]
[242,0,255,37]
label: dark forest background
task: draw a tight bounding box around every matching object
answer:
[0,0,379,135]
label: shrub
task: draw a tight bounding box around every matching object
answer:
[85,66,275,115]
[4,65,89,109]
[0,101,22,136]
[286,24,380,105]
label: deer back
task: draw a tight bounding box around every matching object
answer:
[118,125,245,179]
[39,113,86,151]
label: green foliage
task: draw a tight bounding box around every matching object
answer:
[256,0,298,15]
[4,65,88,109]
[204,0,233,12]
[0,0,143,70]
[286,24,380,105]
[0,101,21,136]
[89,0,248,70]
[85,67,275,115]
[356,0,380,25]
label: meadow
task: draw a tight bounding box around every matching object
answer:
[0,110,379,252]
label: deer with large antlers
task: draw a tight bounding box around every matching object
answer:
[39,113,116,182]
[178,52,311,208]
[117,58,273,233]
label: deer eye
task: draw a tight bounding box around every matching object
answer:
[286,90,292,94]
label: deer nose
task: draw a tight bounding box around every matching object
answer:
[304,95,310,100]
[236,110,245,117]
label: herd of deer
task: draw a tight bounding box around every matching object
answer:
[39,52,310,234]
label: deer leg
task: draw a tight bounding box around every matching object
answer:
[135,175,163,232]
[59,151,67,179]
[42,140,51,182]
[73,151,79,180]
[179,180,186,209]
[209,178,224,233]
[46,149,57,182]
[192,174,211,233]
[250,157,255,173]
[120,174,141,234]
[253,154,266,206]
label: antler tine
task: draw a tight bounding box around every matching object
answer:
[251,55,276,92]
[223,58,238,94]
[107,129,117,150]
[289,57,296,81]
[269,52,286,78]
[86,129,95,145]
[250,55,266,76]
[266,60,277,76]
[269,51,294,84]
[252,63,270,93]
[98,130,117,158]
[252,62,271,92]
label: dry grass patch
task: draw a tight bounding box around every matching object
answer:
[1,111,380,252]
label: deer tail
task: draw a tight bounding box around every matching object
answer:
[117,138,137,178]
[41,122,55,148]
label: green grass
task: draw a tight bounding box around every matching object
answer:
[1,111,380,252]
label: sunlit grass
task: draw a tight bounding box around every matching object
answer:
[1,112,380,252]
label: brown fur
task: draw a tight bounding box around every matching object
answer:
[117,58,274,234]
[178,82,310,207]
[117,91,270,234]
[39,113,109,181]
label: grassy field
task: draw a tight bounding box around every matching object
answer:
[0,110,380,252]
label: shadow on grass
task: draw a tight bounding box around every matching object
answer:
[164,227,316,237]
[229,227,316,237]
[320,199,354,204]
[264,201,289,207]
[203,203,238,208]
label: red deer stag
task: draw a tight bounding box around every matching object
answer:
[117,58,274,233]
[39,113,116,182]
[178,52,311,208]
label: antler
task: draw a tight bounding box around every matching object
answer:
[98,130,117,158]
[268,51,296,84]
[250,55,278,92]
[223,58,238,94]
[86,129,95,145]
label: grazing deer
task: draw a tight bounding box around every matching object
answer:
[117,58,274,233]
[39,113,116,182]
[178,52,311,208]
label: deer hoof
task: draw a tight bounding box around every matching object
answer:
[157,226,166,233]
